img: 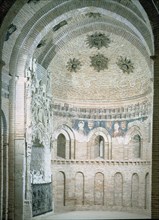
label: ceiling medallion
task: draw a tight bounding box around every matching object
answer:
[86,32,111,50]
[66,58,82,73]
[90,53,109,72]
[116,56,134,74]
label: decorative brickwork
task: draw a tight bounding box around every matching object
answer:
[52,100,150,120]
[116,56,134,74]
[90,53,109,72]
[86,32,111,49]
[66,58,82,73]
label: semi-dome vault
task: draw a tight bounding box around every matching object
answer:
[2,0,154,104]
[1,0,159,220]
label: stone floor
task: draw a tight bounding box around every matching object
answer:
[33,211,151,220]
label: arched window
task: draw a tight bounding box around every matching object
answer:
[99,136,104,158]
[132,134,141,159]
[57,134,66,159]
[94,135,104,159]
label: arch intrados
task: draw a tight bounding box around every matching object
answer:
[1,0,152,78]
[54,124,75,141]
[75,171,84,177]
[55,130,69,141]
[126,125,142,140]
[88,127,111,143]
[43,22,151,69]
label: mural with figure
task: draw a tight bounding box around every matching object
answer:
[72,116,147,137]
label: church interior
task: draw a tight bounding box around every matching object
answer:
[0,0,159,219]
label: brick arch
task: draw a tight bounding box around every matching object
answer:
[42,21,151,69]
[0,0,158,219]
[54,124,75,140]
[0,0,152,78]
[125,125,143,142]
[88,127,111,160]
[53,124,75,160]
[125,125,143,160]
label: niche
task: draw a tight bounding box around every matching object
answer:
[114,172,123,206]
[94,172,104,205]
[57,171,66,206]
[75,172,84,205]
[145,173,150,209]
[131,173,139,207]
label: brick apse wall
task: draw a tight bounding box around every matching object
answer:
[0,0,159,219]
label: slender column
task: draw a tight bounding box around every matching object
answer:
[0,60,5,220]
[3,142,8,220]
[8,75,15,220]
[0,117,4,220]
[14,76,26,220]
